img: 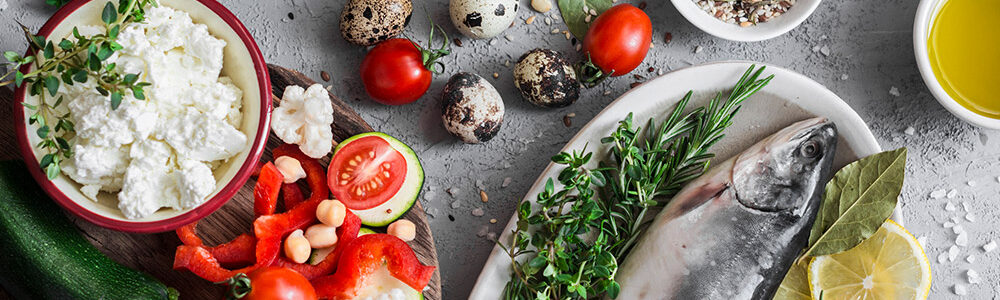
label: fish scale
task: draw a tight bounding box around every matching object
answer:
[616,118,838,300]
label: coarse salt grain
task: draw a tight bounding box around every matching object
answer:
[917,236,927,248]
[930,189,947,199]
[956,231,968,247]
[967,269,980,284]
[889,86,901,96]
[948,245,960,261]
[983,241,997,252]
[968,181,977,186]
[944,222,955,228]
[840,74,849,80]
[947,189,958,198]
[966,213,976,222]
[451,200,461,209]
[967,255,976,263]
[953,225,965,235]
[502,177,512,188]
[904,127,915,135]
[954,284,968,296]
[471,207,485,217]
[962,201,970,212]
[694,46,703,53]
[937,252,949,264]
[945,202,957,211]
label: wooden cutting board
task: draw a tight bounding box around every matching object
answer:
[0,65,441,300]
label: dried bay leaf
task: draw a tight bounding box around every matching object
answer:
[803,147,907,257]
[558,0,613,39]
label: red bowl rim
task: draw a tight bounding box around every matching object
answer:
[13,0,271,233]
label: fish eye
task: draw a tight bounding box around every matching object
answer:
[801,140,821,158]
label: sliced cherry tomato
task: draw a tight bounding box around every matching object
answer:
[273,145,329,204]
[327,135,408,210]
[582,4,652,77]
[311,234,436,300]
[236,267,317,300]
[255,162,284,217]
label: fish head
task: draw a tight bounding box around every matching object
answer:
[731,117,838,214]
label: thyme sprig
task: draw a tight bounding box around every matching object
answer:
[502,65,773,299]
[1,0,156,179]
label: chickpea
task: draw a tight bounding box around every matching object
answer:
[387,219,416,242]
[275,156,306,184]
[317,200,347,227]
[305,224,339,248]
[284,229,311,263]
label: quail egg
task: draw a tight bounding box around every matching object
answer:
[449,0,518,39]
[514,49,581,108]
[340,0,412,46]
[441,73,505,143]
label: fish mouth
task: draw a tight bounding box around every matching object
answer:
[732,117,838,214]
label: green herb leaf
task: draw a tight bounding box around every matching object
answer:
[73,69,88,83]
[803,148,907,257]
[123,73,139,85]
[110,91,123,110]
[21,102,37,110]
[58,39,74,51]
[43,42,55,59]
[109,25,121,39]
[46,0,71,7]
[45,161,60,179]
[558,0,613,39]
[37,125,50,139]
[3,51,19,62]
[131,86,146,100]
[14,71,25,87]
[44,75,60,97]
[102,2,119,24]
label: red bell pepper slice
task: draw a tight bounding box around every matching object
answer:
[312,234,436,299]
[282,182,305,211]
[254,162,284,217]
[272,145,329,203]
[173,245,255,282]
[273,211,362,279]
[211,234,256,267]
[176,222,203,246]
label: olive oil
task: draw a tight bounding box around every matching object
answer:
[928,0,1000,118]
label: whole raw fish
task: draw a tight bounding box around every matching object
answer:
[615,117,837,300]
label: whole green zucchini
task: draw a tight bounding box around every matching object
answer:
[0,160,178,299]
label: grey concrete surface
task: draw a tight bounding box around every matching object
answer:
[2,0,998,299]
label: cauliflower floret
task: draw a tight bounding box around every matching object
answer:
[271,84,334,158]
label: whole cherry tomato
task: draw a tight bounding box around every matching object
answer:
[582,4,652,78]
[228,267,317,300]
[360,32,449,105]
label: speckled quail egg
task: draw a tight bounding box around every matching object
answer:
[340,0,412,46]
[441,73,505,143]
[449,0,518,39]
[514,49,580,108]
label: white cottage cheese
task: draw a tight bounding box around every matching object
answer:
[58,5,246,219]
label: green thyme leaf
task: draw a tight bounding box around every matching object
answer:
[58,39,74,51]
[803,148,907,257]
[44,75,59,96]
[110,91,123,110]
[37,125,50,139]
[3,51,19,62]
[43,42,54,59]
[46,0,72,7]
[14,71,24,87]
[102,2,118,24]
[45,162,60,179]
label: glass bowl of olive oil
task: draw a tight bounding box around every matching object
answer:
[914,0,1000,129]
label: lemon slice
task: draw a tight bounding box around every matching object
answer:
[774,260,812,300]
[808,220,931,300]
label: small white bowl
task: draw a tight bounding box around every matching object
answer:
[913,0,1000,129]
[671,0,822,42]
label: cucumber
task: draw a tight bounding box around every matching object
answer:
[308,227,377,265]
[0,161,178,300]
[336,132,424,227]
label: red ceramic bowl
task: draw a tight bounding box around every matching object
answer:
[13,0,271,233]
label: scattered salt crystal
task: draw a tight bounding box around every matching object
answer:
[889,86,901,96]
[502,177,512,188]
[945,202,957,211]
[476,180,485,190]
[944,222,955,228]
[947,189,958,198]
[966,213,976,222]
[953,225,965,235]
[962,201,970,212]
[917,236,927,248]
[903,127,915,135]
[948,245,960,261]
[544,17,552,25]
[0,0,7,11]
[997,176,1000,183]
[840,74,849,80]
[486,232,497,241]
[504,35,514,41]
[954,284,968,296]
[956,231,968,247]
[489,39,498,45]
[476,226,489,237]
[983,241,997,252]
[967,255,976,263]
[471,208,485,217]
[938,252,949,264]
[447,188,460,197]
[967,269,981,284]
[819,46,831,56]
[968,181,977,187]
[930,189,947,199]
[694,46,703,53]
[811,45,821,52]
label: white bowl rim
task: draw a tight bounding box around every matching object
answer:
[670,0,822,42]
[913,0,1000,129]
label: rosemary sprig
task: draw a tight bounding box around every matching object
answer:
[502,65,773,300]
[1,0,156,179]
